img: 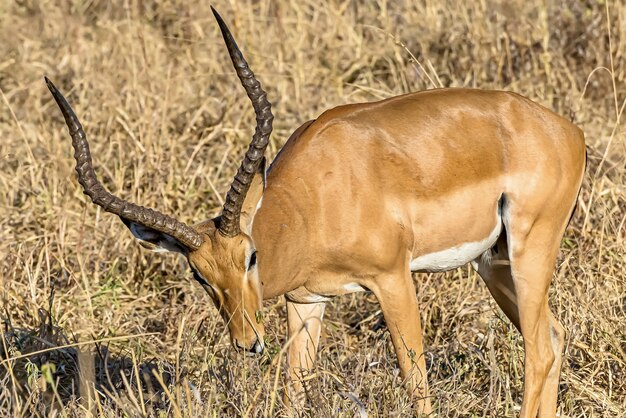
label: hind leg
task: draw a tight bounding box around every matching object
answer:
[537,311,565,417]
[472,233,520,331]
[509,227,563,418]
[473,224,566,418]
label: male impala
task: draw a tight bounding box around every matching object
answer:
[46,7,585,417]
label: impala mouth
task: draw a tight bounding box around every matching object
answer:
[234,337,265,355]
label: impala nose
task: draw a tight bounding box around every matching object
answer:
[234,338,264,354]
[251,339,264,354]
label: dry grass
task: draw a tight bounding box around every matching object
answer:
[0,0,624,416]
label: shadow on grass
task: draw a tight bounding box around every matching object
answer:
[0,304,176,417]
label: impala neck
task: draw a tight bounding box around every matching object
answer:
[249,119,319,301]
[250,183,309,300]
[250,208,300,300]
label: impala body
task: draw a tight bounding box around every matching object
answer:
[256,89,585,301]
[253,90,585,416]
[47,8,585,417]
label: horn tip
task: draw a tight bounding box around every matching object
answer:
[44,76,57,94]
[44,76,68,111]
[211,5,230,36]
[210,6,222,21]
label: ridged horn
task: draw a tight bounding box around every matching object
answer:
[211,7,274,237]
[45,77,204,251]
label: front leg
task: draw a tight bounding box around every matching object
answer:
[372,270,433,415]
[284,300,326,409]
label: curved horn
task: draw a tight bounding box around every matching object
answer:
[45,77,204,251]
[211,7,274,237]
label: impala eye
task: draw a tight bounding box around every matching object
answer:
[247,252,257,270]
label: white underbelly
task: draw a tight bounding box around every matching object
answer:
[287,207,503,302]
[409,213,502,273]
[286,282,367,303]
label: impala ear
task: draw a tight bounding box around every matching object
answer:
[121,219,192,255]
[240,157,266,235]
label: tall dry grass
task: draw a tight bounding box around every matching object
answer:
[0,0,624,416]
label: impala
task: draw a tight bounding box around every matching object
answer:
[46,7,586,417]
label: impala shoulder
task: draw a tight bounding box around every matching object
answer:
[292,114,374,149]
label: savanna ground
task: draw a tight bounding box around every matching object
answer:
[0,0,624,417]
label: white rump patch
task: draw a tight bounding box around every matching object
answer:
[410,212,502,273]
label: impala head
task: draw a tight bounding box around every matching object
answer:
[45,7,272,354]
